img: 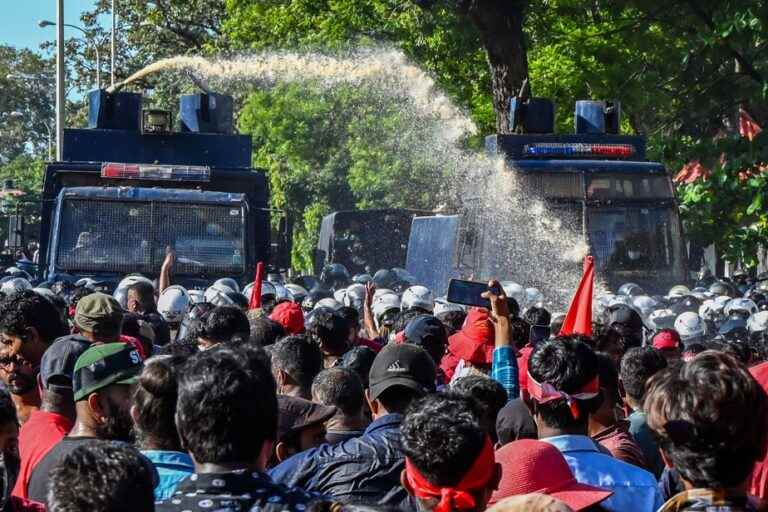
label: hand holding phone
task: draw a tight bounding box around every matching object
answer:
[447,279,502,309]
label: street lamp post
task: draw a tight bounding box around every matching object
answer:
[55,0,64,162]
[39,20,100,89]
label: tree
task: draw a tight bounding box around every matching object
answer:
[0,46,55,161]
[238,82,448,271]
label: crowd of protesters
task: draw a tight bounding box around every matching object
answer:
[0,258,765,511]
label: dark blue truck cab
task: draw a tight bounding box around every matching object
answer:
[37,90,275,288]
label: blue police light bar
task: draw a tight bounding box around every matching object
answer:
[523,142,635,158]
[101,162,211,182]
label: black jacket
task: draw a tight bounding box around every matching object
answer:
[269,414,415,509]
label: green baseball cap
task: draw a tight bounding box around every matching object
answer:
[74,292,124,338]
[73,343,143,402]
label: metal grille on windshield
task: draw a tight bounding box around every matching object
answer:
[55,199,245,275]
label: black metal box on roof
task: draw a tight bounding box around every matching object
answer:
[87,90,143,131]
[62,129,252,168]
[180,93,234,134]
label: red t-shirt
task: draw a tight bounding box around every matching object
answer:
[12,410,73,499]
[749,361,768,499]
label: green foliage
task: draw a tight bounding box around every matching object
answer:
[0,46,55,161]
[675,132,768,268]
[238,82,443,271]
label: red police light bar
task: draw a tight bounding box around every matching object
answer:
[524,143,635,158]
[101,163,210,181]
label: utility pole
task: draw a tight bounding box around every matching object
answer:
[55,0,65,161]
[111,0,116,87]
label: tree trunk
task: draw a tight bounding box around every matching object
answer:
[458,0,529,133]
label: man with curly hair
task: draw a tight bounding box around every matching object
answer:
[0,291,68,424]
[647,351,768,511]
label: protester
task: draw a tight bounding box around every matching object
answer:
[248,315,286,346]
[451,375,508,443]
[401,393,500,512]
[274,395,336,464]
[486,495,574,512]
[47,440,155,512]
[339,346,377,388]
[588,353,647,469]
[308,309,351,368]
[646,351,768,511]
[0,291,68,424]
[402,314,448,368]
[651,329,682,362]
[126,280,171,346]
[26,343,143,505]
[311,367,370,443]
[131,354,193,500]
[70,292,125,344]
[495,399,537,446]
[156,344,332,511]
[490,439,612,510]
[527,336,663,511]
[441,308,494,382]
[270,343,437,508]
[269,335,323,399]
[270,301,305,335]
[619,346,668,478]
[196,305,250,349]
[12,337,89,499]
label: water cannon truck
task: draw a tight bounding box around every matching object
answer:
[407,99,687,295]
[37,89,287,289]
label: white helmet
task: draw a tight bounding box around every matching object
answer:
[524,288,544,309]
[285,284,308,304]
[315,297,342,311]
[242,281,278,302]
[724,298,758,317]
[114,275,154,309]
[157,285,191,323]
[75,278,99,290]
[1,277,32,294]
[401,285,434,313]
[668,285,691,298]
[501,282,525,306]
[647,308,677,331]
[344,284,366,311]
[373,288,395,301]
[33,287,57,302]
[213,278,240,293]
[372,293,401,328]
[714,295,731,306]
[674,312,705,342]
[188,289,205,305]
[274,283,293,304]
[632,295,659,317]
[699,300,725,323]
[334,289,347,304]
[748,311,768,334]
[618,283,644,297]
[434,298,465,316]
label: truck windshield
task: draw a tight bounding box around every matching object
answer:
[588,206,677,271]
[55,198,245,275]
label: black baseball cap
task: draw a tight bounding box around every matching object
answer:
[40,337,91,393]
[368,344,436,400]
[404,315,447,348]
[276,395,336,442]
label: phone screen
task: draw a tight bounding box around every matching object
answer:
[447,279,493,309]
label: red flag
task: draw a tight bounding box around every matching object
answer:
[674,160,709,184]
[739,108,763,142]
[248,262,265,310]
[559,256,595,337]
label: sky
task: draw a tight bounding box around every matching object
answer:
[1,0,105,51]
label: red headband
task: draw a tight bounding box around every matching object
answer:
[405,437,495,512]
[526,372,600,420]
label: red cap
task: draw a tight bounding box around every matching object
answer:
[491,439,612,510]
[652,330,681,351]
[447,308,494,366]
[269,302,305,335]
